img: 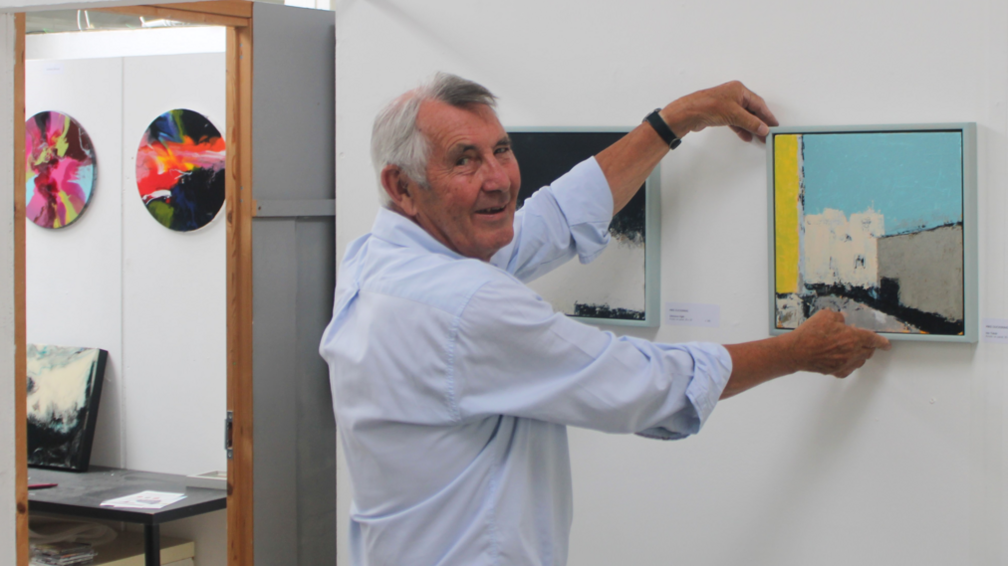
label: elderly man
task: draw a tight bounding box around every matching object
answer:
[320,73,890,565]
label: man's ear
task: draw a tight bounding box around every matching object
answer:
[380,165,418,217]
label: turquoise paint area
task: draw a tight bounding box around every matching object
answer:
[802,132,963,235]
[74,164,94,200]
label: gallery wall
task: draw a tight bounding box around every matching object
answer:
[25,29,227,566]
[334,1,1008,565]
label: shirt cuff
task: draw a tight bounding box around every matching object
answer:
[635,343,733,441]
[548,157,613,264]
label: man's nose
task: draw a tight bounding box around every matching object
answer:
[480,154,510,192]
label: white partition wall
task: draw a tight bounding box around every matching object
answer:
[120,53,226,477]
[333,1,1008,565]
[25,33,227,566]
[25,57,124,466]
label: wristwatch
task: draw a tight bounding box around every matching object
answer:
[644,108,681,150]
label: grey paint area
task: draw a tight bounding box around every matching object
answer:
[813,295,918,332]
[877,224,963,321]
[251,4,336,565]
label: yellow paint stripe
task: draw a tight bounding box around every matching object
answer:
[774,135,800,294]
[58,190,77,226]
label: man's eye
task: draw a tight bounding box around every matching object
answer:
[495,146,511,155]
[456,156,471,166]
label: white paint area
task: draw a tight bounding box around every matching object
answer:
[335,1,1008,565]
[26,346,98,428]
[803,208,884,289]
[528,239,645,315]
[25,33,226,566]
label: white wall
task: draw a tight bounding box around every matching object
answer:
[25,31,226,566]
[0,12,17,566]
[334,1,1008,564]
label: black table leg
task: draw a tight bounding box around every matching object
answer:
[144,524,161,566]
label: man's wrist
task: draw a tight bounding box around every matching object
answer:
[775,331,803,375]
[658,103,692,140]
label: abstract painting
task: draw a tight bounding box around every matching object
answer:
[25,111,96,229]
[769,124,977,341]
[508,130,660,327]
[27,344,108,472]
[136,109,225,232]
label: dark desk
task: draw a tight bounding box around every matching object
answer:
[28,466,227,566]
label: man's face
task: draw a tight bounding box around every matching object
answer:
[399,100,521,261]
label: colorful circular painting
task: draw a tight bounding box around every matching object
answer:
[136,109,226,232]
[25,111,97,229]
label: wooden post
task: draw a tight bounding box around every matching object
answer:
[13,11,27,566]
[225,19,254,566]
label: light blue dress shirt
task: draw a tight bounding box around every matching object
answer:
[320,157,732,566]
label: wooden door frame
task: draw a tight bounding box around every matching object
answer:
[13,3,255,565]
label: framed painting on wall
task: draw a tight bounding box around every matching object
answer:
[767,123,978,342]
[508,128,661,327]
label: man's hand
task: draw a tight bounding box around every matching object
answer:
[661,80,779,143]
[784,310,892,378]
[721,310,891,399]
[597,80,779,215]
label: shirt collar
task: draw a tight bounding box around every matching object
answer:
[371,207,466,260]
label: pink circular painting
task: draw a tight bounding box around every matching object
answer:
[25,111,97,229]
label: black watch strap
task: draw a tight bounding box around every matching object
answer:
[644,108,681,150]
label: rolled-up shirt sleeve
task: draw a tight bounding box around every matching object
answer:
[451,276,732,439]
[492,157,613,282]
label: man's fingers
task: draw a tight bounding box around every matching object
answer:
[852,327,891,351]
[729,125,753,142]
[740,87,779,129]
[732,107,769,139]
[874,334,892,351]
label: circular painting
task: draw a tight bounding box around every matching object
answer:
[25,111,97,229]
[136,109,226,232]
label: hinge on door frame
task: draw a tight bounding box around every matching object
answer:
[225,411,234,460]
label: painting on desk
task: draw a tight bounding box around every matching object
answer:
[509,130,653,324]
[773,131,966,336]
[27,344,108,472]
[136,108,226,232]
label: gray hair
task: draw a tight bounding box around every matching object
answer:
[371,72,498,207]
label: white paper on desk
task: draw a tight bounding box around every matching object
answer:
[100,490,186,509]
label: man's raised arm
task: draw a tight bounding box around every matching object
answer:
[595,81,779,214]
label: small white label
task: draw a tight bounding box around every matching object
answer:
[982,318,1008,343]
[665,302,720,328]
[42,62,63,75]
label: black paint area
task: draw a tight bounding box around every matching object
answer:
[574,302,645,321]
[798,284,965,336]
[509,131,646,243]
[162,166,227,232]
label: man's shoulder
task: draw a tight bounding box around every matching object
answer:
[348,235,522,317]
